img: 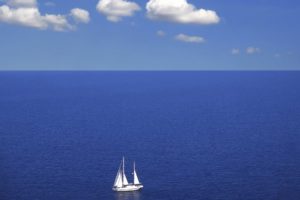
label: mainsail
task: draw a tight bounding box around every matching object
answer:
[122,157,128,185]
[114,159,128,187]
[133,162,140,185]
[122,173,129,185]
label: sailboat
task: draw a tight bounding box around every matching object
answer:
[112,157,144,192]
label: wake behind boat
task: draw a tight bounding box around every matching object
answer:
[113,157,143,192]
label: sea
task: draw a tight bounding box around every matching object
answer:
[0,72,299,200]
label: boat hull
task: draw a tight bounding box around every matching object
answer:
[113,184,143,192]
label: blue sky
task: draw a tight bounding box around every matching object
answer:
[0,0,299,70]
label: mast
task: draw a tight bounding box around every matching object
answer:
[133,161,135,173]
[122,156,124,185]
[123,157,125,177]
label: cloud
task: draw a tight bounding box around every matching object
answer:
[43,14,74,31]
[146,0,220,25]
[0,5,45,28]
[175,34,204,43]
[96,0,141,22]
[156,30,166,37]
[71,8,90,24]
[7,0,36,7]
[231,48,240,55]
[0,0,89,31]
[246,47,260,54]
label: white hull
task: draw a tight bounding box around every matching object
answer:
[113,184,143,192]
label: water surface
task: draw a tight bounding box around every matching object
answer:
[0,72,299,200]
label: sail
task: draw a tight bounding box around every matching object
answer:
[122,173,129,185]
[133,170,140,185]
[122,157,129,185]
[113,165,123,187]
[133,162,140,185]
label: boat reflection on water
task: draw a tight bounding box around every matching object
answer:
[114,191,142,200]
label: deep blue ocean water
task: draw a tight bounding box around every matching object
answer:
[0,72,299,200]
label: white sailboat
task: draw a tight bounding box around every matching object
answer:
[112,157,143,192]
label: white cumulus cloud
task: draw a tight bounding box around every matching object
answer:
[71,8,90,23]
[6,0,36,7]
[246,47,260,54]
[0,0,89,31]
[43,13,73,31]
[175,34,204,43]
[0,5,46,28]
[146,0,220,25]
[96,0,141,22]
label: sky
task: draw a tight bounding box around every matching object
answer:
[0,0,299,70]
